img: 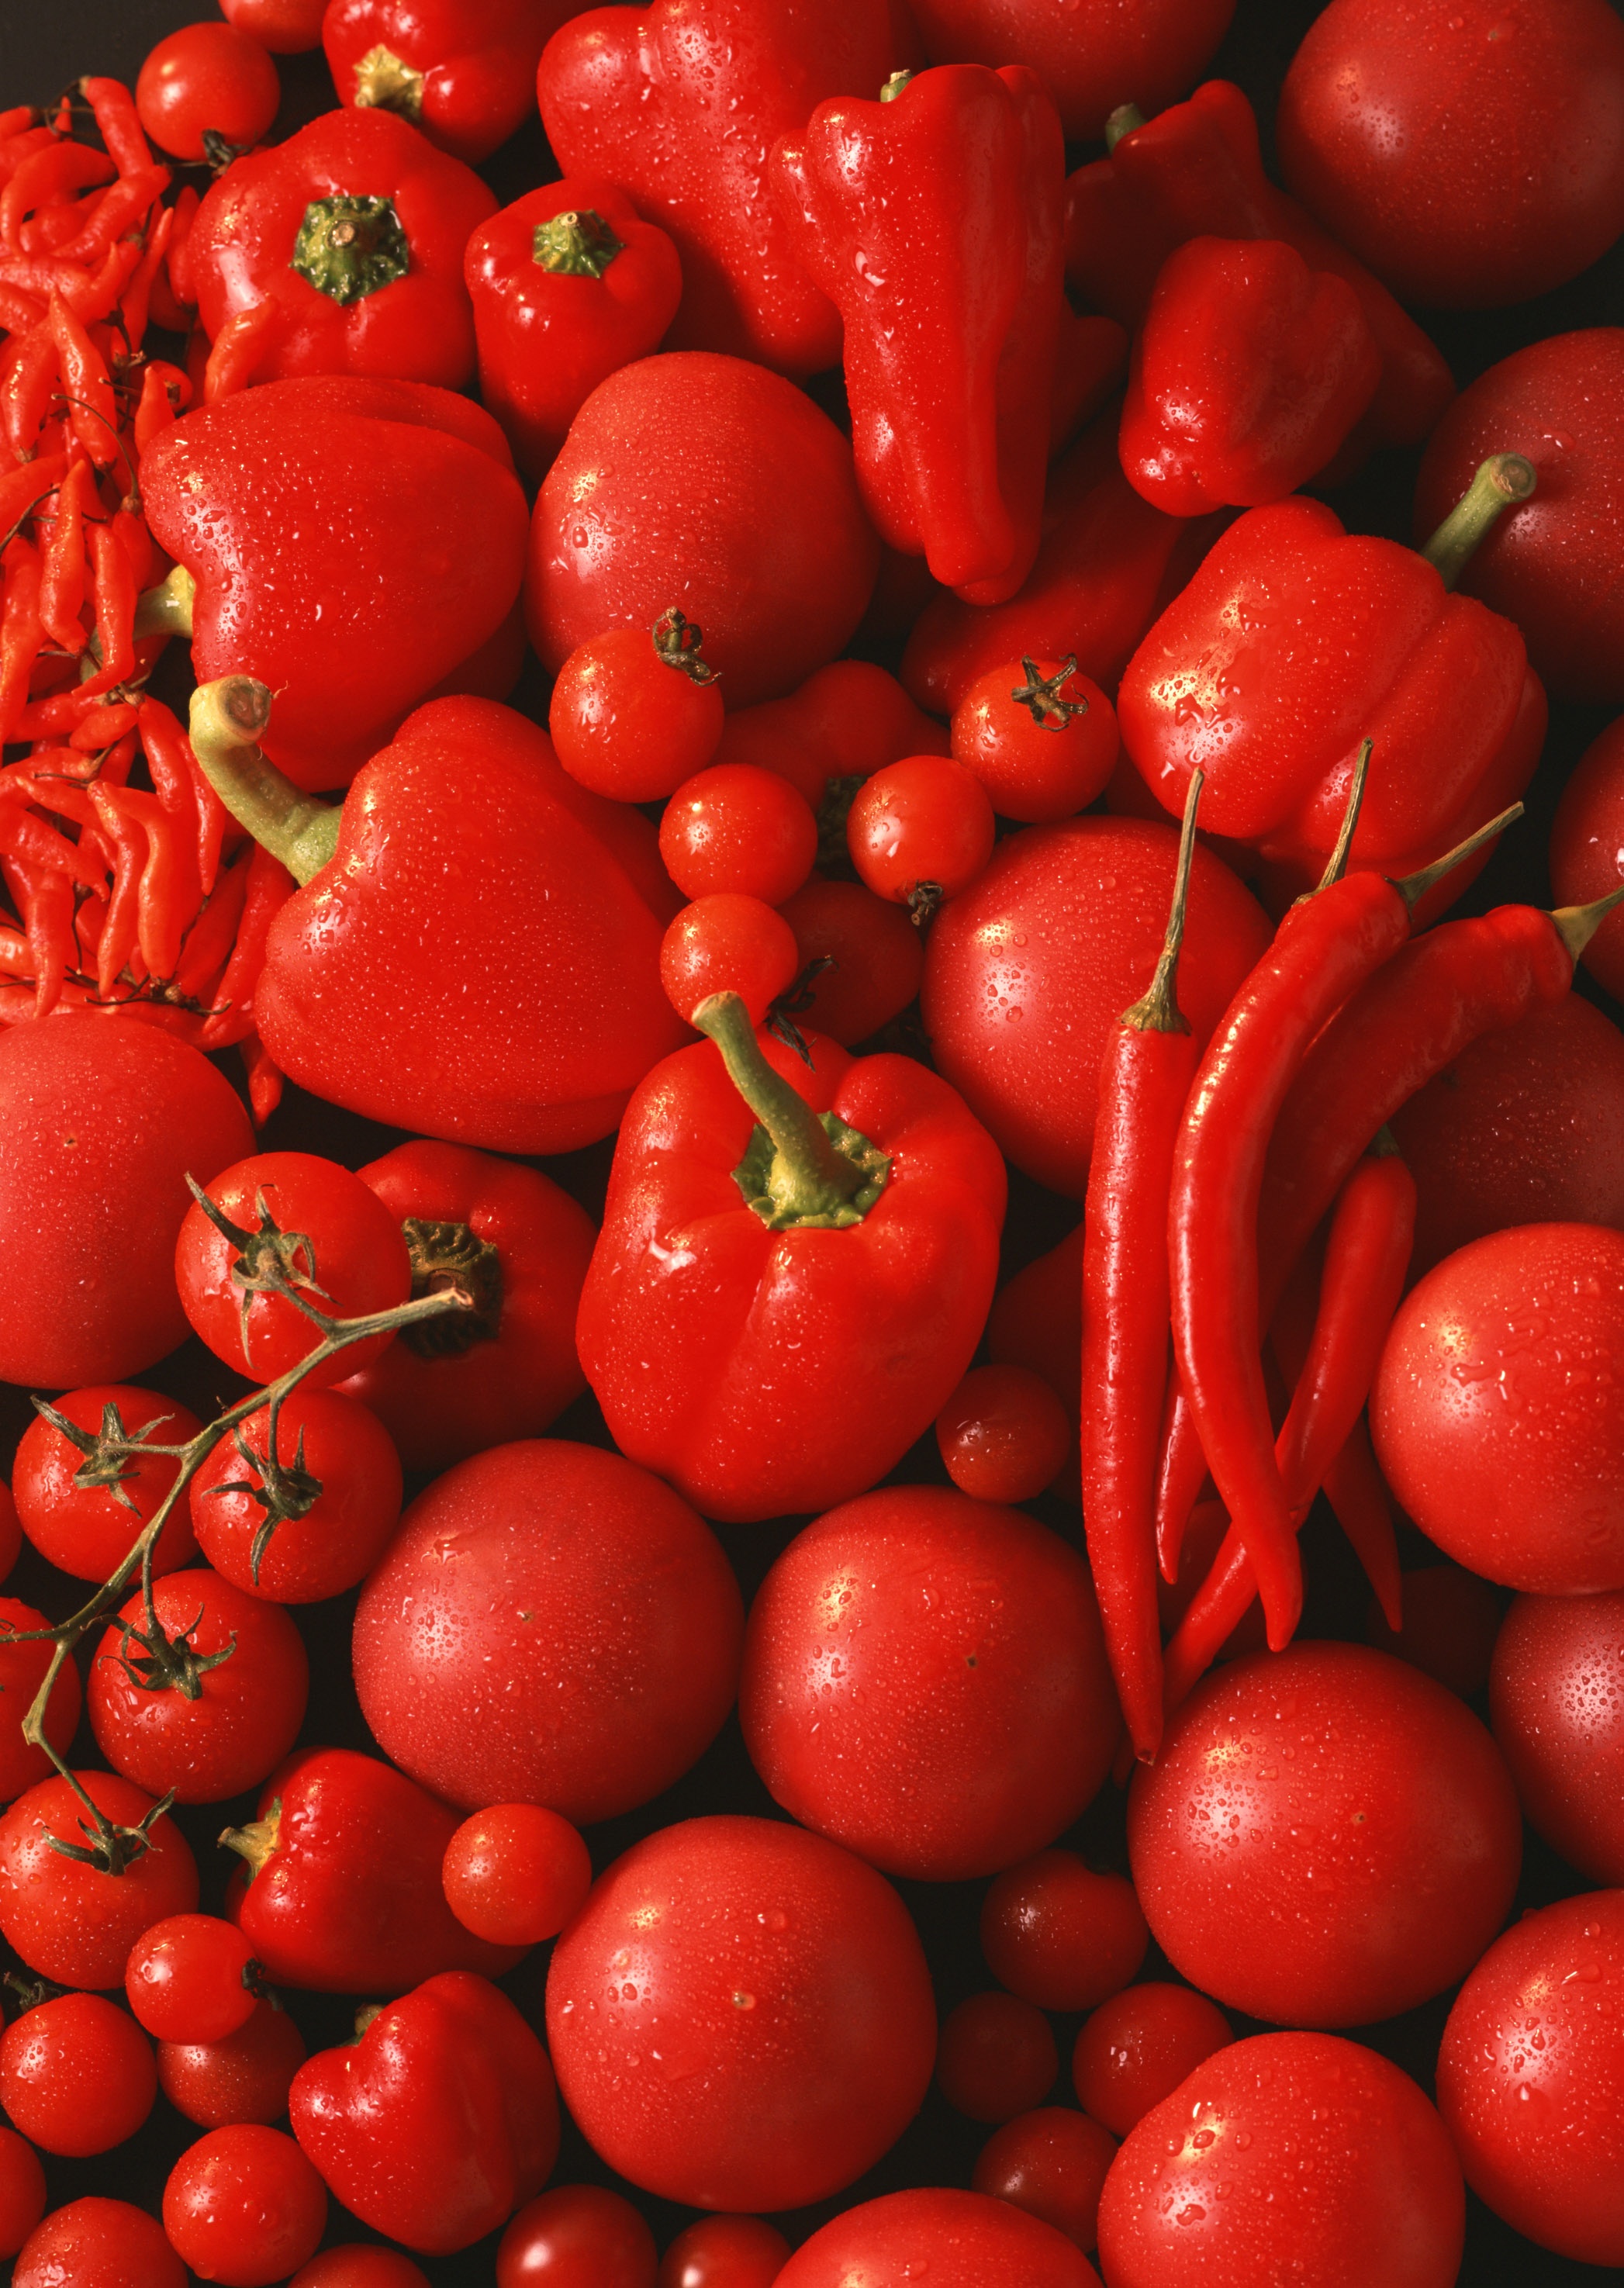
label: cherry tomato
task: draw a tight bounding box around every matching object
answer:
[774,2188,1099,2286]
[88,1568,309,1805]
[1128,1642,1522,2027]
[935,1362,1073,1502]
[12,2198,186,2288]
[938,1991,1059,2124]
[741,1486,1118,1882]
[1489,1588,1624,1882]
[164,2123,327,2288]
[174,1150,412,1388]
[847,753,996,907]
[136,22,280,161]
[1097,2031,1464,2288]
[189,1385,403,1603]
[0,1600,81,1806]
[219,0,326,53]
[550,620,724,802]
[660,893,800,1025]
[1363,1564,1502,1700]
[776,875,925,1046]
[980,1851,1148,2014]
[1372,1223,1624,1593]
[126,1913,260,2044]
[290,2254,431,2288]
[902,0,1234,141]
[12,1384,202,1584]
[545,1814,937,2211]
[0,1016,253,1389]
[0,2127,45,2261]
[0,1769,199,1991]
[442,1803,593,1947]
[157,1997,307,2131]
[0,1483,21,1585]
[952,657,1119,824]
[0,1991,156,2157]
[660,763,818,904]
[657,2214,791,2288]
[496,2185,658,2288]
[1070,1983,1232,2138]
[1550,713,1624,1000]
[972,2107,1116,2254]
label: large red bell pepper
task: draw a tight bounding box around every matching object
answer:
[323,0,575,164]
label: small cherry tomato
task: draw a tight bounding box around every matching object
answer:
[972,2107,1116,2254]
[12,2199,186,2288]
[0,1992,156,2158]
[0,2127,45,2261]
[1363,1564,1502,1700]
[938,1991,1059,2124]
[777,875,925,1046]
[189,1384,404,1604]
[497,2184,657,2288]
[126,1914,260,2044]
[1490,1588,1624,1883]
[13,1385,202,1583]
[442,1803,593,1947]
[0,1601,81,1806]
[158,1997,307,2130]
[848,753,996,908]
[657,2214,791,2288]
[136,22,281,160]
[175,1151,412,1388]
[935,1363,1073,1503]
[980,1853,1148,2016]
[291,2254,431,2288]
[660,764,818,904]
[660,893,800,1025]
[0,1770,199,1991]
[952,657,1118,824]
[550,615,724,802]
[1070,1982,1233,2138]
[164,2124,327,2288]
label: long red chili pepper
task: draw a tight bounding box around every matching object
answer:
[201,844,296,1049]
[35,452,92,654]
[1080,769,1204,1766]
[47,292,118,467]
[79,77,154,180]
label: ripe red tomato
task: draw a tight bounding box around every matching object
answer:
[496,2185,657,2288]
[847,753,997,907]
[972,2107,1116,2255]
[163,2123,327,2287]
[135,22,281,160]
[774,2188,1100,2286]
[0,1599,81,1806]
[935,1362,1073,1502]
[980,1851,1147,2015]
[157,1998,307,2131]
[657,2214,790,2288]
[1070,1982,1232,2138]
[126,1913,260,2044]
[1128,1642,1522,2026]
[0,2127,44,2261]
[1372,1222,1624,1592]
[740,1486,1118,1882]
[0,1016,253,1388]
[1550,713,1624,999]
[442,1803,593,1948]
[1489,1588,1624,1882]
[12,2198,186,2288]
[1437,1889,1624,2265]
[0,1991,156,2157]
[776,875,925,1047]
[1097,2031,1464,2288]
[13,1384,202,1584]
[0,1770,199,1990]
[545,1815,937,2211]
[353,1440,743,1823]
[290,2253,431,2288]
[659,892,800,1025]
[551,621,725,804]
[660,763,818,905]
[952,655,1120,824]
[189,1384,403,1603]
[937,1990,1059,2124]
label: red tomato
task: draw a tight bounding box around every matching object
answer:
[981,1851,1147,2015]
[0,1771,199,1991]
[922,817,1270,1197]
[1372,1223,1624,1593]
[937,1991,1059,2124]
[952,656,1120,824]
[1490,1588,1624,1882]
[12,1385,202,1584]
[660,893,800,1025]
[0,1991,156,2157]
[135,22,281,160]
[660,764,818,906]
[1097,2031,1464,2288]
[291,2254,431,2288]
[774,2188,1100,2287]
[776,876,925,1048]
[12,2198,186,2288]
[551,621,725,803]
[189,1385,403,1603]
[1128,1642,1521,2026]
[935,1362,1073,1502]
[972,2107,1116,2254]
[175,1150,412,1388]
[158,1998,307,2130]
[1070,1982,1232,2138]
[353,1440,743,1824]
[0,2127,44,2262]
[1437,1889,1624,2264]
[545,1815,936,2211]
[0,1600,81,1806]
[126,1914,260,2044]
[0,1017,253,1388]
[441,1803,593,1948]
[657,2214,791,2288]
[847,754,996,907]
[164,2124,327,2288]
[740,1486,1118,1882]
[496,2185,658,2288]
[1550,713,1624,999]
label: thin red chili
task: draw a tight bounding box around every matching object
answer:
[79,76,155,180]
[2,854,74,1016]
[35,452,92,654]
[1080,769,1204,1766]
[47,292,118,466]
[0,533,43,741]
[140,695,229,895]
[201,843,296,1049]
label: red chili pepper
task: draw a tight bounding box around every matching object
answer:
[0,534,43,743]
[324,0,576,166]
[0,783,106,890]
[776,64,1065,600]
[53,167,169,270]
[35,454,94,656]
[0,454,67,548]
[169,841,252,1004]
[201,296,282,403]
[1,324,59,461]
[79,77,156,179]
[47,292,119,468]
[109,200,174,353]
[81,517,136,693]
[0,143,114,251]
[1080,771,1204,1766]
[95,783,199,982]
[18,188,102,259]
[86,783,143,995]
[1,855,74,1016]
[162,182,199,309]
[0,119,50,180]
[140,696,230,897]
[0,279,44,330]
[240,1032,285,1125]
[131,358,189,456]
[199,842,295,1049]
[1319,1419,1403,1634]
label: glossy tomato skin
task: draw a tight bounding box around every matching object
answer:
[937,1991,1059,2124]
[1372,1222,1624,1592]
[135,22,281,159]
[773,2187,1100,2287]
[1071,1983,1233,2138]
[354,1440,741,1823]
[163,2122,327,2287]
[14,1385,202,1582]
[545,1815,936,2211]
[12,2197,187,2288]
[158,1997,307,2130]
[1128,1643,1521,2027]
[921,817,1270,1197]
[972,2107,1116,2253]
[657,2213,790,2288]
[1097,2031,1464,2288]
[527,353,879,708]
[1490,1588,1624,1882]
[0,1990,157,2157]
[980,1852,1147,2015]
[0,1017,253,1388]
[0,1599,81,1805]
[189,1385,403,1603]
[496,2184,656,2288]
[0,1771,199,1990]
[1550,713,1624,1000]
[0,2126,44,2259]
[1437,1889,1624,2264]
[741,1487,1117,1881]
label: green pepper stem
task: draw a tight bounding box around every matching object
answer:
[1313,739,1373,894]
[1391,802,1524,914]
[690,990,864,1215]
[1552,880,1624,963]
[1123,769,1202,1035]
[187,676,340,886]
[132,562,195,641]
[1105,103,1146,151]
[1422,453,1536,592]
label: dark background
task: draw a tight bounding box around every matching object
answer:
[2,1,1621,2280]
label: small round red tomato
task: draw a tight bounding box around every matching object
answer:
[1070,1983,1232,2138]
[545,1815,937,2212]
[776,875,924,1046]
[935,1363,1073,1502]
[775,2188,1098,2288]
[1550,714,1624,1000]
[741,1486,1118,1883]
[1489,1588,1624,1882]
[88,1568,309,1805]
[1129,1642,1521,2027]
[1097,2031,1463,2288]
[158,1997,307,2130]
[442,1803,593,1946]
[973,2108,1116,2254]
[952,657,1118,824]
[0,1600,81,1806]
[661,763,818,904]
[657,2214,790,2288]
[938,1991,1059,2124]
[1372,1223,1624,1593]
[0,1770,199,1990]
[164,2124,327,2288]
[175,1150,412,1388]
[848,753,996,907]
[219,0,325,53]
[0,1992,156,2157]
[136,22,281,160]
[497,2184,656,2287]
[13,1384,202,1584]
[550,619,724,802]
[190,1385,403,1603]
[1363,1564,1502,1699]
[291,2253,431,2288]
[980,1852,1148,2015]
[660,893,800,1025]
[13,2198,186,2288]
[126,1913,260,2044]
[0,2126,44,2260]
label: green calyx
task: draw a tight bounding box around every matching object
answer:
[691,990,890,1231]
[292,193,410,306]
[351,43,424,123]
[399,1218,503,1356]
[533,209,627,278]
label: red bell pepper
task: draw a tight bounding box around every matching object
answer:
[140,375,529,792]
[1065,81,1453,475]
[576,992,1006,1523]
[465,179,682,482]
[775,63,1065,602]
[538,0,895,377]
[1118,237,1382,516]
[323,0,575,164]
[186,106,496,392]
[290,1972,560,2254]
